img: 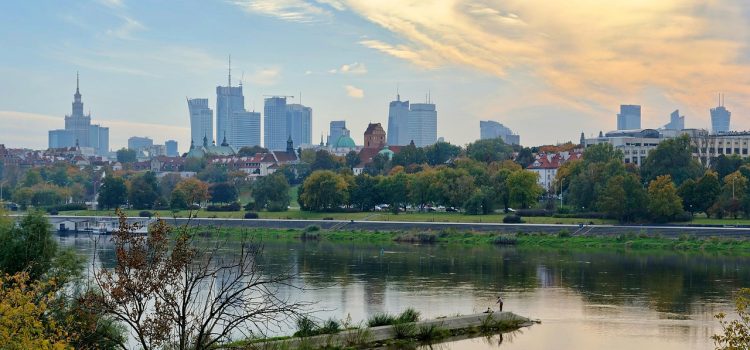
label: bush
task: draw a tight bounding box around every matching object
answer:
[397,308,420,323]
[503,215,524,223]
[515,209,553,217]
[300,231,320,241]
[322,217,334,220]
[415,323,447,342]
[391,321,416,339]
[305,225,321,232]
[294,316,318,337]
[557,230,571,238]
[243,212,259,219]
[320,319,341,334]
[205,202,241,212]
[47,209,59,215]
[188,204,201,210]
[673,212,693,222]
[367,313,396,327]
[492,235,517,245]
[138,211,152,218]
[48,203,88,212]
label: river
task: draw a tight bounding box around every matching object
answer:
[57,235,748,349]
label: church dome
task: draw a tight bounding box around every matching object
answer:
[334,135,356,148]
[378,145,395,160]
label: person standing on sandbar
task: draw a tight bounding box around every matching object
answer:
[496,295,504,311]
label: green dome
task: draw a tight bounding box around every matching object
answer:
[334,135,356,148]
[378,145,395,160]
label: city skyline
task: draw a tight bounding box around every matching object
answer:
[2,0,749,150]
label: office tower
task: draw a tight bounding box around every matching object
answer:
[328,121,349,146]
[48,73,109,155]
[387,94,410,146]
[480,120,520,145]
[664,110,685,130]
[229,110,261,148]
[711,94,731,133]
[165,140,178,157]
[286,104,312,147]
[216,58,246,145]
[264,97,288,150]
[187,98,214,146]
[128,136,153,151]
[616,105,641,130]
[408,102,438,147]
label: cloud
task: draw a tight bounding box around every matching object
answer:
[106,15,146,40]
[0,111,188,150]
[97,0,124,8]
[345,85,364,98]
[246,67,281,86]
[335,62,367,74]
[231,0,331,23]
[345,0,750,124]
[314,0,346,11]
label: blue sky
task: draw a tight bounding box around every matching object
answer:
[1,0,749,152]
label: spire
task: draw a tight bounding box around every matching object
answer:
[228,55,232,87]
[396,83,400,101]
[76,71,80,94]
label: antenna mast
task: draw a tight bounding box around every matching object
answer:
[228,55,232,87]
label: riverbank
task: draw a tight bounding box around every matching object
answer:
[203,226,750,253]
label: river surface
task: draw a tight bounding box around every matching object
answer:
[58,235,748,350]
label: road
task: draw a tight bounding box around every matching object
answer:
[45,215,750,237]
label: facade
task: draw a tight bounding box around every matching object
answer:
[691,130,750,166]
[48,74,109,156]
[480,120,520,145]
[264,97,288,150]
[328,121,348,146]
[187,98,214,146]
[711,105,731,134]
[364,123,387,149]
[387,95,410,146]
[165,140,178,157]
[215,85,245,144]
[616,105,641,130]
[664,110,685,130]
[408,103,437,147]
[286,104,312,147]
[128,136,153,151]
[583,129,665,165]
[527,152,583,191]
[229,111,261,148]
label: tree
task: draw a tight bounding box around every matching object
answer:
[713,288,750,350]
[583,143,623,164]
[464,187,495,215]
[507,170,543,209]
[695,171,722,216]
[392,142,427,167]
[365,153,391,175]
[466,138,512,163]
[12,187,33,209]
[209,182,238,204]
[491,169,512,212]
[299,170,348,211]
[424,142,462,166]
[310,150,343,171]
[182,157,205,172]
[252,173,290,211]
[89,213,307,350]
[641,135,703,186]
[98,176,128,210]
[598,174,648,222]
[377,172,409,213]
[0,211,57,280]
[159,173,183,198]
[677,179,698,215]
[174,178,210,204]
[350,174,380,211]
[647,175,683,222]
[129,171,160,209]
[720,171,748,219]
[170,189,189,211]
[345,151,360,169]
[22,169,42,187]
[515,148,535,168]
[198,164,228,183]
[408,170,436,211]
[433,168,475,209]
[116,148,137,163]
[237,145,268,156]
[714,155,744,180]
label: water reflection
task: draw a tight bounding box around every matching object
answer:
[57,235,747,349]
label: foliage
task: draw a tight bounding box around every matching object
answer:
[252,173,291,212]
[0,211,57,280]
[397,308,421,323]
[128,171,160,209]
[88,212,307,350]
[466,138,513,163]
[209,182,238,204]
[174,177,210,204]
[205,202,241,211]
[243,212,259,219]
[170,189,189,210]
[377,172,409,213]
[507,170,543,209]
[300,170,349,211]
[641,135,703,186]
[598,173,648,222]
[98,175,127,210]
[647,175,684,222]
[237,145,269,157]
[310,150,343,172]
[391,321,417,339]
[503,215,524,223]
[695,171,722,216]
[350,174,381,211]
[392,142,427,167]
[424,141,462,166]
[345,150,360,169]
[712,288,750,350]
[368,313,397,327]
[115,148,137,163]
[197,164,228,183]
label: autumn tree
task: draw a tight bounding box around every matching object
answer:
[174,178,210,204]
[598,174,648,222]
[506,170,543,209]
[300,170,349,211]
[647,175,684,222]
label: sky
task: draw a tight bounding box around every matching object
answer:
[1,0,749,152]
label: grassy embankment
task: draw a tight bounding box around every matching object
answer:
[199,226,750,253]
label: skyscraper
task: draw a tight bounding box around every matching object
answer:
[229,110,261,148]
[48,73,109,156]
[387,94,410,146]
[286,104,312,147]
[408,102,438,147]
[664,110,685,130]
[328,121,348,146]
[480,120,520,145]
[264,97,288,150]
[216,85,245,144]
[165,140,178,157]
[616,105,641,130]
[711,94,731,133]
[187,98,214,146]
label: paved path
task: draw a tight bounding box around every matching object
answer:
[46,215,750,237]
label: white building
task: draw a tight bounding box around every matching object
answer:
[527,152,583,191]
[408,103,437,147]
[583,129,667,165]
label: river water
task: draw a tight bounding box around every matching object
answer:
[58,235,748,349]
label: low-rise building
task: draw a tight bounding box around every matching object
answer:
[527,151,582,191]
[583,129,667,165]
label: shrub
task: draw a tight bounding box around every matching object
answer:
[47,209,59,215]
[492,235,517,245]
[515,209,553,217]
[138,211,152,218]
[398,308,420,323]
[322,217,334,220]
[320,319,341,334]
[300,231,320,241]
[503,215,524,223]
[305,225,321,232]
[415,323,447,342]
[392,321,416,339]
[673,212,693,222]
[557,230,571,238]
[367,313,396,327]
[244,212,259,219]
[205,202,241,212]
[294,316,318,337]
